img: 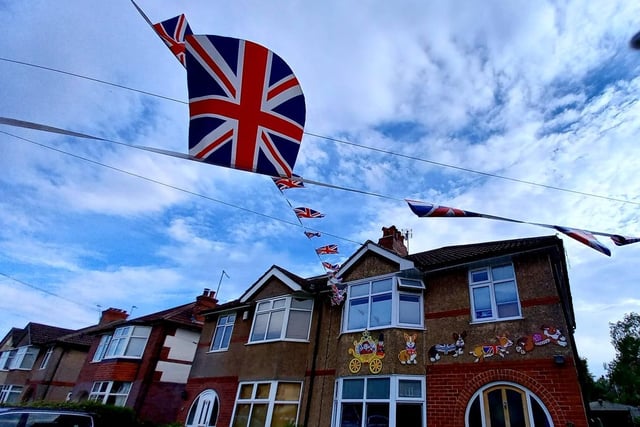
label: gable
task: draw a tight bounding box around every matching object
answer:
[339,241,414,282]
[239,267,305,303]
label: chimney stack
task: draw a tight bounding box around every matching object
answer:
[193,288,219,324]
[377,225,408,257]
[99,308,128,325]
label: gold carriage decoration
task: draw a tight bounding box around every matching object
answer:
[348,330,385,374]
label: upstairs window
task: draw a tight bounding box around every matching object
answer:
[92,334,111,362]
[104,325,151,359]
[0,351,12,370]
[10,346,38,370]
[343,276,424,332]
[39,346,54,370]
[469,263,521,322]
[249,297,313,343]
[210,313,236,352]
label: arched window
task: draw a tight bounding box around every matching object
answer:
[466,382,553,427]
[186,390,220,427]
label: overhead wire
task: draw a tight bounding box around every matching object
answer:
[0,56,635,206]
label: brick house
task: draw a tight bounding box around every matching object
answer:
[179,226,589,427]
[71,290,217,426]
[0,322,81,404]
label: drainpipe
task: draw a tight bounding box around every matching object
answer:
[303,295,324,427]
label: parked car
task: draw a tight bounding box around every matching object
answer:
[0,407,94,427]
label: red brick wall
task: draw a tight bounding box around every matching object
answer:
[177,376,239,427]
[426,358,588,427]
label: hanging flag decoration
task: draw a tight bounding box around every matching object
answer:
[322,262,340,271]
[316,244,339,255]
[294,207,325,219]
[553,226,611,257]
[405,198,640,257]
[152,15,193,67]
[611,235,640,246]
[185,34,306,177]
[273,175,305,191]
[305,231,321,239]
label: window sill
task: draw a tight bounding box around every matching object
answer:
[341,325,425,335]
[469,316,523,325]
[245,338,310,346]
[207,348,230,353]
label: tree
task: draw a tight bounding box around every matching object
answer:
[607,312,640,405]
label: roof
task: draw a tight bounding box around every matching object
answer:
[1,323,78,349]
[407,235,562,270]
[239,265,315,303]
[590,401,640,417]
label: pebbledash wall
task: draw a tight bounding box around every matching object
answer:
[179,229,589,427]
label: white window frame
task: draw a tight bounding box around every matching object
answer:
[0,385,24,404]
[248,296,313,343]
[104,325,151,359]
[9,346,39,370]
[88,381,132,407]
[333,375,426,427]
[39,346,54,370]
[92,334,111,362]
[231,381,302,427]
[465,381,554,427]
[469,263,522,323]
[342,275,424,333]
[0,351,11,370]
[210,312,236,352]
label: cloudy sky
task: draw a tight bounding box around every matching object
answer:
[1,0,639,377]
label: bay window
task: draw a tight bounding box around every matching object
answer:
[89,381,131,406]
[231,381,302,427]
[249,297,313,343]
[101,325,151,359]
[343,276,424,332]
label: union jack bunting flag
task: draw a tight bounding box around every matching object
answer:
[272,174,304,191]
[316,244,338,255]
[185,35,306,177]
[406,199,482,218]
[304,231,321,239]
[554,226,611,256]
[294,207,325,219]
[152,15,192,67]
[322,262,340,271]
[610,235,640,246]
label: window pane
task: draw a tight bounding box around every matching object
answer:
[271,404,298,427]
[266,310,285,340]
[276,383,301,401]
[342,379,364,399]
[232,404,250,427]
[487,389,506,427]
[251,313,269,342]
[472,286,492,319]
[396,403,422,427]
[366,378,389,399]
[285,310,311,340]
[492,264,514,281]
[365,403,389,427]
[291,298,313,310]
[341,403,362,427]
[249,404,268,427]
[497,302,520,318]
[350,283,369,297]
[371,278,392,293]
[239,384,253,399]
[471,270,489,283]
[494,281,518,303]
[506,389,526,426]
[398,380,422,398]
[370,294,392,327]
[221,325,234,348]
[125,337,147,357]
[399,294,421,325]
[256,383,271,399]
[467,396,482,427]
[212,327,224,350]
[530,396,552,427]
[348,298,368,330]
[273,299,287,309]
[218,316,228,326]
[257,301,271,312]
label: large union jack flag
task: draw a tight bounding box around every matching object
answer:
[316,245,339,255]
[185,34,306,177]
[152,15,192,67]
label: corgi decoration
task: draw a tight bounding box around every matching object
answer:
[469,333,513,363]
[398,333,418,365]
[428,331,467,362]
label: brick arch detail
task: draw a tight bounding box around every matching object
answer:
[453,368,564,425]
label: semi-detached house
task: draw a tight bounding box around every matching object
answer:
[179,226,589,427]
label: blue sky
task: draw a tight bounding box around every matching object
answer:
[1,0,640,377]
